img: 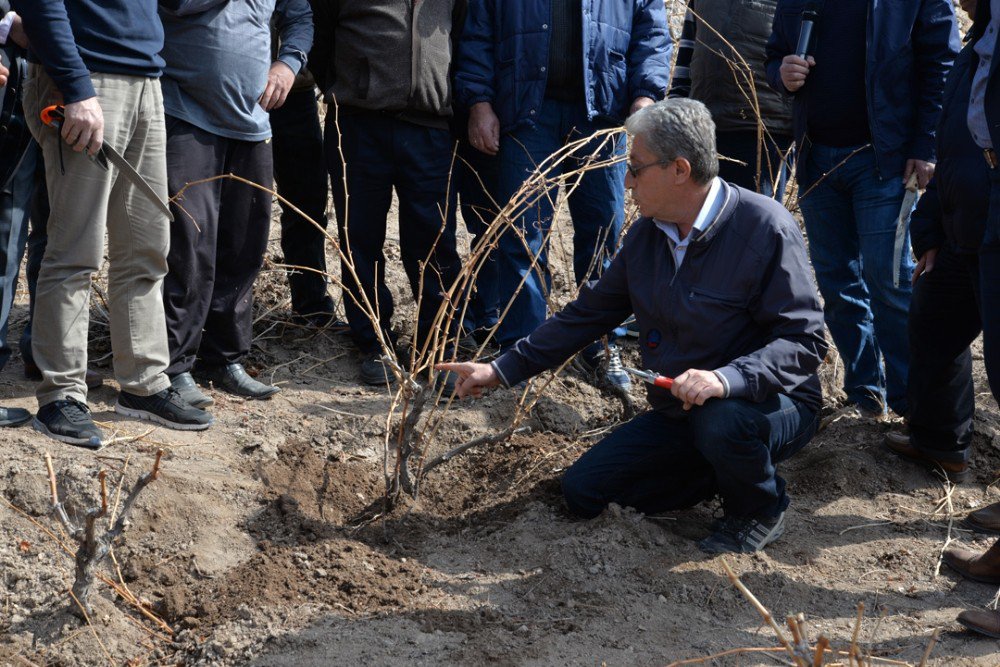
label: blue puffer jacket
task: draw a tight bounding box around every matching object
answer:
[454,0,671,133]
[765,0,960,179]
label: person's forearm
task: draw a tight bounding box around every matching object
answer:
[12,0,94,102]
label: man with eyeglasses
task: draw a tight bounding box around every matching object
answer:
[439,99,827,554]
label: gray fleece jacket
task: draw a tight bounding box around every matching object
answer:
[492,182,829,416]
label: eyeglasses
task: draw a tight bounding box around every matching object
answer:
[626,159,668,178]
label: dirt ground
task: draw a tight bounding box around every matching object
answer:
[1,179,1000,666]
[2,4,995,665]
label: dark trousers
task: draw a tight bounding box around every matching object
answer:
[20,147,48,369]
[907,244,981,463]
[561,396,818,520]
[716,130,793,198]
[163,116,273,375]
[456,139,501,333]
[981,169,1000,402]
[270,88,334,317]
[324,111,461,355]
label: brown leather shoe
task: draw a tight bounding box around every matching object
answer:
[957,608,1000,639]
[883,433,970,483]
[943,541,1000,584]
[963,500,1000,536]
[24,360,103,390]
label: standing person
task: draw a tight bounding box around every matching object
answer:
[307,0,466,387]
[935,0,1000,637]
[766,0,960,417]
[883,6,988,484]
[269,26,344,330]
[454,0,672,390]
[15,0,213,448]
[670,0,793,198]
[158,0,313,405]
[439,100,828,554]
[0,4,32,427]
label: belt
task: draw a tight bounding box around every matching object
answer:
[986,148,999,169]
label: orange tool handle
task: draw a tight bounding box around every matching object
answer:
[40,104,65,128]
[653,376,673,390]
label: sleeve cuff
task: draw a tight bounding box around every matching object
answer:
[714,366,747,399]
[632,87,663,102]
[61,74,98,105]
[490,359,513,388]
[277,52,305,77]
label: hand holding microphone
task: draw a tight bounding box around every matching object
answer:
[779,2,819,93]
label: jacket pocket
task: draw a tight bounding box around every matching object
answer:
[688,286,748,308]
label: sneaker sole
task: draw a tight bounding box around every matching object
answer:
[114,403,213,431]
[32,417,104,449]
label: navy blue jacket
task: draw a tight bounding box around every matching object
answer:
[454,0,671,133]
[492,182,829,415]
[13,0,169,103]
[765,0,960,179]
[911,40,990,259]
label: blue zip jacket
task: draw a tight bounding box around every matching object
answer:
[454,0,671,133]
[492,182,829,416]
[764,0,960,179]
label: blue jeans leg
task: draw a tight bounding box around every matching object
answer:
[457,140,501,333]
[798,144,911,414]
[561,410,717,519]
[561,396,817,520]
[689,396,818,519]
[0,142,37,373]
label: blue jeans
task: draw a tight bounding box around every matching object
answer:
[979,168,1000,401]
[0,141,38,373]
[496,98,626,348]
[561,396,818,520]
[798,144,912,415]
[457,139,501,333]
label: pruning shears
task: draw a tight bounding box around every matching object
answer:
[40,104,174,221]
[624,367,674,390]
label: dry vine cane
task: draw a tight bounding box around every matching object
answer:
[44,450,163,618]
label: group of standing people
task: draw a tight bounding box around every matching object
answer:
[3,0,1000,636]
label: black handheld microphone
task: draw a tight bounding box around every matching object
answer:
[795,3,820,59]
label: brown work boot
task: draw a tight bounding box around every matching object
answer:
[963,500,1000,536]
[943,540,1000,584]
[883,433,969,483]
[957,608,1000,639]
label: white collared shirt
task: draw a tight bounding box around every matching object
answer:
[653,177,725,268]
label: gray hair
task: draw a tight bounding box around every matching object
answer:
[624,99,719,184]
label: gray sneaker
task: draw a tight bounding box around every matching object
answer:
[115,388,213,431]
[698,512,786,554]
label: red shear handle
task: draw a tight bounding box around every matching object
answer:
[654,376,673,390]
[40,104,65,128]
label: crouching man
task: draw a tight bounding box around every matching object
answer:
[439,99,828,554]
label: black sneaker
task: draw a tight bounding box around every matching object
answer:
[360,352,396,387]
[33,399,104,449]
[698,512,786,554]
[115,388,213,431]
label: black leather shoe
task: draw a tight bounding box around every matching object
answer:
[0,406,31,427]
[170,372,214,408]
[193,363,279,400]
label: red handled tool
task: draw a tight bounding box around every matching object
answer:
[624,367,674,390]
[41,105,174,221]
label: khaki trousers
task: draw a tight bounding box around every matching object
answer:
[23,67,171,406]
